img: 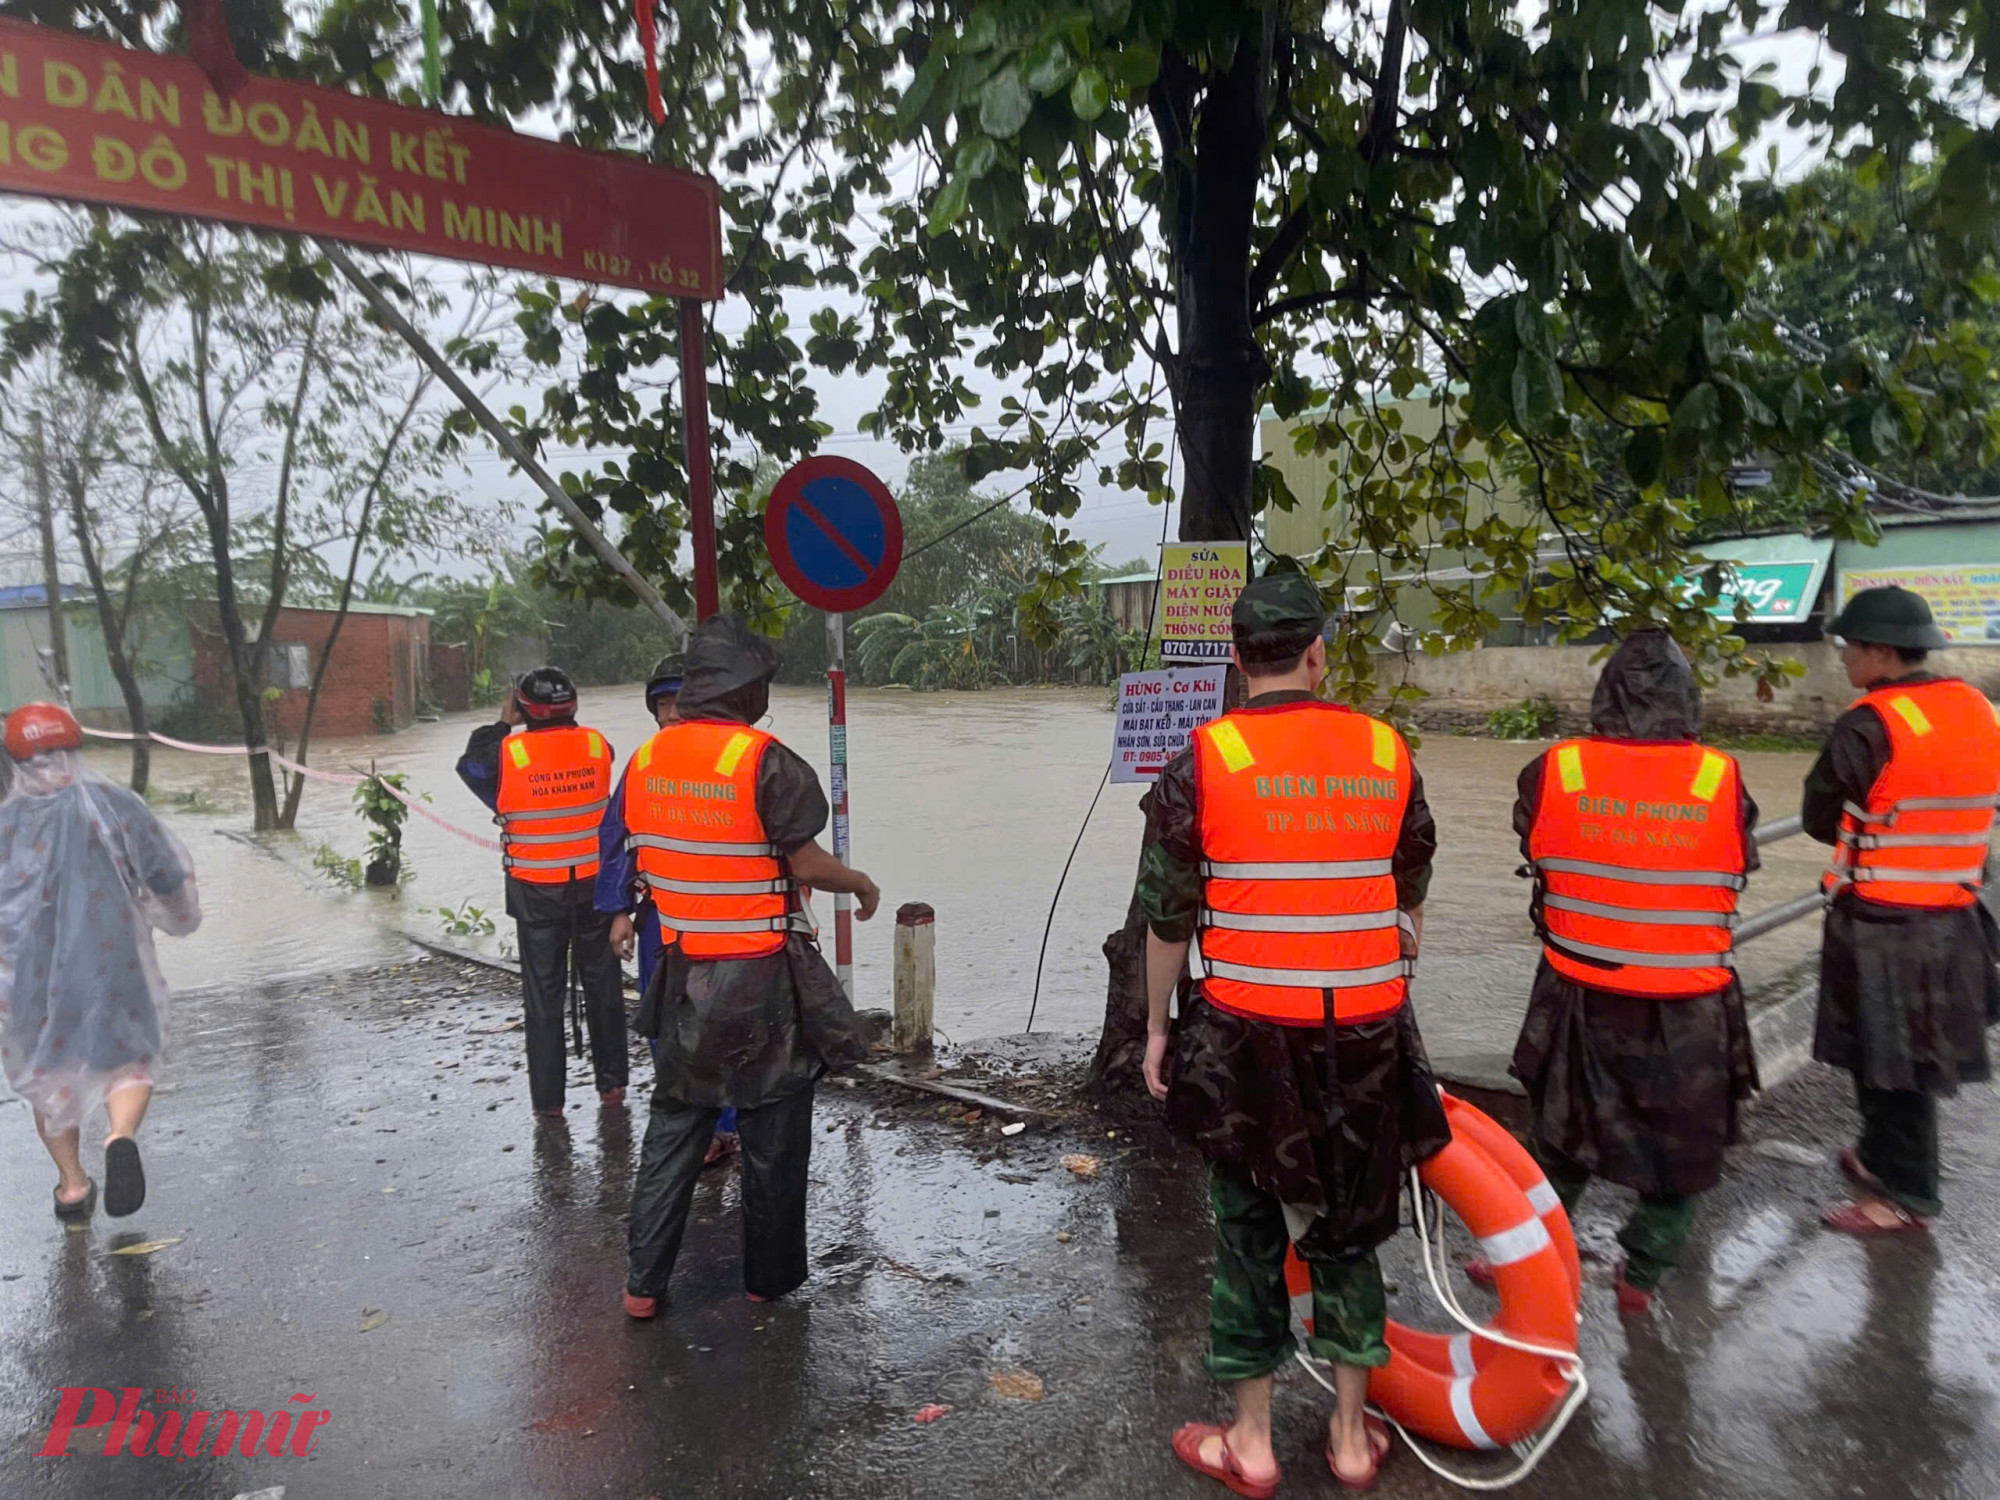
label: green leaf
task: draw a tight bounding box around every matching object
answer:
[1624,427,1664,489]
[927,174,971,237]
[1103,44,1159,89]
[1024,36,1076,96]
[1510,350,1563,430]
[1869,401,1901,457]
[1669,382,1721,437]
[958,134,1000,180]
[898,48,951,129]
[1781,378,1806,434]
[1093,0,1131,29]
[979,69,1035,139]
[1070,66,1109,121]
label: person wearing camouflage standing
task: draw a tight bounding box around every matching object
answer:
[1503,630,1760,1314]
[1804,586,2000,1235]
[1141,568,1450,1495]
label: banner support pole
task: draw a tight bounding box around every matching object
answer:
[318,239,688,642]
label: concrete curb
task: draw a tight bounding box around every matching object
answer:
[1430,956,1824,1110]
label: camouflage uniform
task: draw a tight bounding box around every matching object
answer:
[1142,569,1450,1379]
[1509,631,1761,1290]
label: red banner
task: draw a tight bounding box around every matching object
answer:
[0,21,724,299]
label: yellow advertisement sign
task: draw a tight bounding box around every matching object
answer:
[1840,565,2000,646]
[1158,542,1249,662]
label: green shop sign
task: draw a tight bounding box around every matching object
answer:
[1689,560,1822,623]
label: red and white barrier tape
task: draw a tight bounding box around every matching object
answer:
[372,776,504,853]
[78,726,504,853]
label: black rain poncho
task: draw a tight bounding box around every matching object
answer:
[636,617,867,1108]
[1801,671,2000,1094]
[0,748,201,1133]
[1509,631,1761,1197]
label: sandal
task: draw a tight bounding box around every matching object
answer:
[104,1138,145,1219]
[1822,1199,1929,1237]
[53,1180,97,1221]
[1171,1423,1280,1500]
[1326,1415,1392,1491]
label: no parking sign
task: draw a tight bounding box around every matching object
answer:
[763,457,904,613]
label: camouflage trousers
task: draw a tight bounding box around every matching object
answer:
[1205,1161,1389,1383]
[1538,1148,1695,1293]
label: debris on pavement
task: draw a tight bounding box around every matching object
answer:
[1060,1154,1101,1179]
[911,1404,953,1424]
[990,1370,1045,1402]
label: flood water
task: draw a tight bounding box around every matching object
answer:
[86,686,1830,1039]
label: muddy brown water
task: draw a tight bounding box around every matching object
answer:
[89,687,1829,1041]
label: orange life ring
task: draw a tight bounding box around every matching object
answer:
[1283,1092,1579,1450]
[1434,1093,1581,1306]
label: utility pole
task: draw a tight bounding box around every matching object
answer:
[29,410,70,700]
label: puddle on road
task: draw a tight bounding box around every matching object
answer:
[94,689,1827,1035]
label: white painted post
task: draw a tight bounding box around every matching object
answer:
[894,902,935,1055]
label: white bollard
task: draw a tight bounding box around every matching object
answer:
[894,902,935,1055]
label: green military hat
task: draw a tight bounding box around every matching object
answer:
[1831,586,1949,650]
[1232,563,1327,664]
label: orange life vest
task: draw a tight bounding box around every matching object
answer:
[494,724,613,884]
[1825,677,2000,909]
[622,719,812,959]
[1192,701,1412,1025]
[1527,739,1747,998]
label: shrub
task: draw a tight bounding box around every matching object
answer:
[1487,697,1560,740]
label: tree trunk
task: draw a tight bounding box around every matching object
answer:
[63,470,151,793]
[278,376,421,829]
[209,541,281,829]
[1173,40,1268,547]
[1090,41,1271,1092]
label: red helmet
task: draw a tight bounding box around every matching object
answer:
[4,702,83,760]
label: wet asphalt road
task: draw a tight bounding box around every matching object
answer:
[2,956,1997,1499]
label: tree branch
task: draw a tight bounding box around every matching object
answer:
[1360,0,1407,164]
[1249,202,1315,308]
[257,303,323,652]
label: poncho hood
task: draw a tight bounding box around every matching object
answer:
[676,615,781,724]
[1591,629,1702,741]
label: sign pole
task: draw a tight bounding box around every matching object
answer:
[826,609,854,998]
[679,300,720,622]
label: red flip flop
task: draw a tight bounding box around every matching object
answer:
[1171,1423,1279,1500]
[1821,1199,1930,1237]
[1326,1415,1392,1491]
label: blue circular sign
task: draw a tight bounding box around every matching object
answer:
[764,456,904,612]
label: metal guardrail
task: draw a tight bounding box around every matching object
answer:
[1739,814,1815,945]
[1752,814,1803,847]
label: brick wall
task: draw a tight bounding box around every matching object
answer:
[191,605,430,740]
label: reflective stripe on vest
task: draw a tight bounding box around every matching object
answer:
[1826,679,2000,910]
[623,719,800,959]
[627,832,784,858]
[1192,702,1412,1025]
[494,726,613,885]
[1526,739,1747,999]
